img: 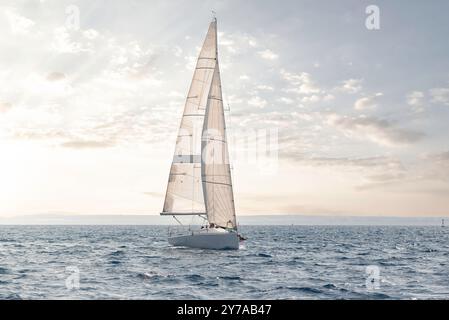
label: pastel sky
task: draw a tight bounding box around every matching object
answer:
[1,0,448,217]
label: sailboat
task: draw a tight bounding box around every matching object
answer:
[160,18,241,250]
[442,219,445,228]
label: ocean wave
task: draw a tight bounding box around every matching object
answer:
[0,267,10,274]
[276,286,323,294]
[184,274,205,281]
[0,293,22,300]
[218,276,241,281]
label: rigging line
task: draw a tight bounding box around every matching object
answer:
[191,104,194,214]
[212,142,215,222]
[172,215,183,226]
[221,72,236,188]
[226,121,236,224]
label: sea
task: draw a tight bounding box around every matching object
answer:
[0,225,448,300]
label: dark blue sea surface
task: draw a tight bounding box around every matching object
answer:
[0,225,448,299]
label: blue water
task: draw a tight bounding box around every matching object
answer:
[0,225,448,299]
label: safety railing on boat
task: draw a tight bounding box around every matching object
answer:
[167,225,210,237]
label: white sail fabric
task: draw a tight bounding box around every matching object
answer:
[162,20,218,214]
[201,64,237,229]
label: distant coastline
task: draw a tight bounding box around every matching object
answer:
[0,214,446,226]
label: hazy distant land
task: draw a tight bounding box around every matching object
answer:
[0,214,445,226]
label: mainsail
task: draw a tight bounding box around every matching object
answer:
[162,19,237,230]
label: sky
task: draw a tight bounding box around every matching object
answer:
[0,0,448,218]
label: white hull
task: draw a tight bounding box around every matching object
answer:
[168,228,239,250]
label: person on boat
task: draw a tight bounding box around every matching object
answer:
[238,234,247,241]
[209,223,215,228]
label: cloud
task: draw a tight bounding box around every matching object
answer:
[326,114,425,146]
[13,129,68,141]
[297,156,402,168]
[46,72,66,81]
[258,49,278,60]
[219,35,237,54]
[60,140,116,149]
[292,112,314,122]
[226,95,243,105]
[355,151,449,191]
[281,70,321,95]
[143,191,164,198]
[0,102,12,113]
[301,95,321,103]
[429,87,449,106]
[232,110,315,133]
[354,93,383,111]
[5,8,35,35]
[248,39,257,47]
[218,31,259,55]
[282,152,408,189]
[303,157,407,186]
[248,96,267,108]
[337,79,363,94]
[83,29,99,40]
[364,172,407,183]
[406,91,425,112]
[256,85,274,91]
[278,97,294,105]
[0,15,176,147]
[50,27,85,54]
[427,150,449,164]
[434,151,449,161]
[284,149,449,193]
